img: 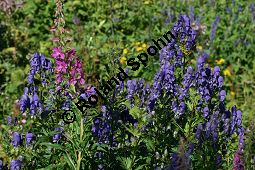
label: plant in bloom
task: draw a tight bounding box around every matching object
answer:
[12,132,22,147]
[1,1,248,168]
[52,127,64,143]
[51,47,85,88]
[233,151,244,170]
[10,160,22,170]
[86,14,245,169]
[50,0,86,95]
[19,53,53,116]
[215,58,225,65]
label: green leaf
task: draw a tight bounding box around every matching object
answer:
[117,157,133,170]
[39,142,63,150]
[129,106,141,119]
[144,139,155,152]
[64,152,76,169]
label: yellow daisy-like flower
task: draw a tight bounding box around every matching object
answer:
[223,68,231,76]
[215,58,225,65]
[123,48,128,54]
[230,91,235,96]
[120,56,127,65]
[142,43,147,48]
[196,45,203,51]
[136,47,143,52]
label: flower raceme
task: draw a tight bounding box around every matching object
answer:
[51,47,85,87]
[89,15,244,168]
[75,15,196,113]
[19,53,53,115]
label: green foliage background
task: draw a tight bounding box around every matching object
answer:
[0,0,254,169]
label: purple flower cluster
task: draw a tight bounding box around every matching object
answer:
[26,132,34,144]
[19,53,53,115]
[12,132,22,147]
[10,160,22,170]
[87,14,244,169]
[165,143,194,170]
[91,106,117,146]
[193,54,244,158]
[28,53,53,85]
[52,127,64,143]
[11,131,34,148]
[210,16,220,41]
[6,116,18,126]
[126,15,244,168]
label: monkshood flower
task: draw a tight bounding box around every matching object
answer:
[62,100,70,110]
[28,53,53,85]
[6,116,12,125]
[80,86,97,99]
[89,15,244,168]
[0,160,7,170]
[210,16,220,41]
[20,53,53,115]
[166,153,181,170]
[126,79,138,107]
[250,3,255,22]
[19,87,30,113]
[92,106,112,145]
[10,160,22,170]
[26,132,33,144]
[13,117,18,126]
[12,132,22,147]
[215,153,222,167]
[53,127,64,143]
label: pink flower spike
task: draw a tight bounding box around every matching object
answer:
[68,49,76,59]
[52,47,65,60]
[80,78,85,85]
[233,152,244,170]
[70,69,76,77]
[69,78,77,85]
[56,60,68,73]
[56,74,63,84]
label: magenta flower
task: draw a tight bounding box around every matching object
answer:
[67,48,76,61]
[52,47,65,60]
[233,151,244,170]
[56,74,63,84]
[56,60,68,73]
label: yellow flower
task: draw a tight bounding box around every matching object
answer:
[136,47,143,52]
[120,56,127,65]
[142,43,147,48]
[135,42,141,46]
[143,0,151,4]
[196,45,203,51]
[223,68,231,76]
[230,91,235,96]
[215,58,225,65]
[123,48,128,54]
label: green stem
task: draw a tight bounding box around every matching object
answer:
[76,112,83,170]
